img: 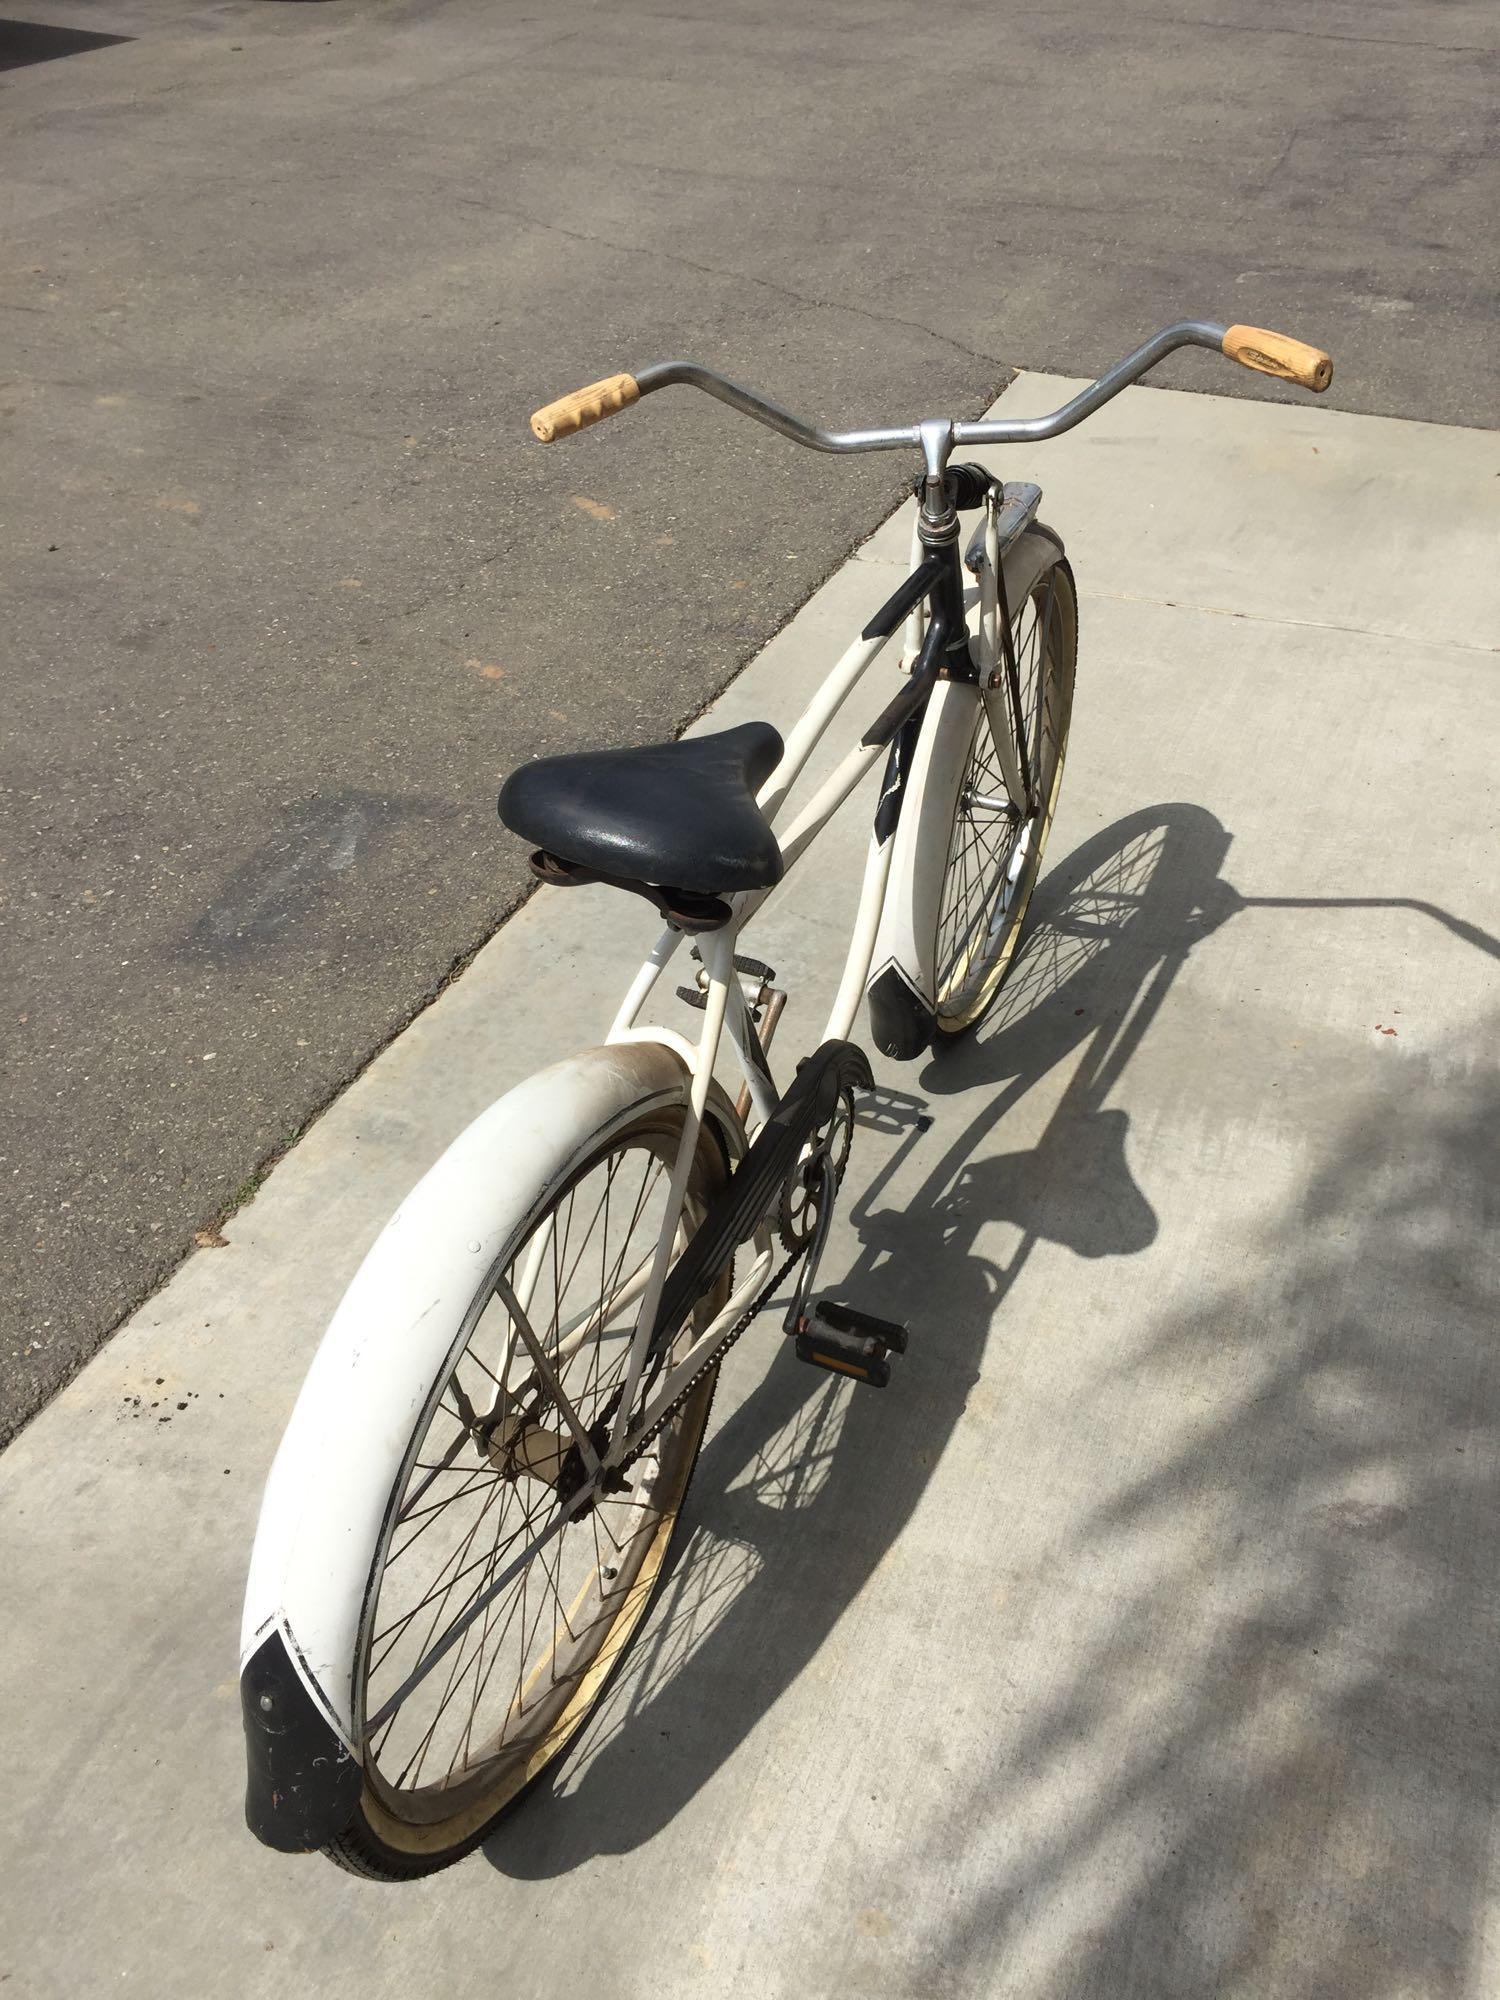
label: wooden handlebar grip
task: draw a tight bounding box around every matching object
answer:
[1222,325,1333,393]
[530,372,641,442]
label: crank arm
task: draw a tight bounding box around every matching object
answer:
[782,1159,839,1337]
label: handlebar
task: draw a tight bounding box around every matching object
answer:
[529,318,1333,453]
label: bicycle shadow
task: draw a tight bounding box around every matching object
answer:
[484,801,1238,1878]
[485,800,1500,1926]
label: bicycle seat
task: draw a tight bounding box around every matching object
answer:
[499,720,785,894]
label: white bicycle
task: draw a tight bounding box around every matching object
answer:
[239,319,1332,1877]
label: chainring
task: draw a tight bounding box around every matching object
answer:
[776,1087,856,1253]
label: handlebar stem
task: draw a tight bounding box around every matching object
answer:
[918,418,958,532]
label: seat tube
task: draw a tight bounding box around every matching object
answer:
[607,924,735,1459]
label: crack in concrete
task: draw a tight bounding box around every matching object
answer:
[1078,587,1498,654]
[487,201,1011,377]
[1139,12,1491,54]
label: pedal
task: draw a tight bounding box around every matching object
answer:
[793,1300,910,1387]
[814,1298,909,1356]
[795,1322,891,1387]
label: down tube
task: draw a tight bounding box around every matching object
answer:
[822,830,896,1044]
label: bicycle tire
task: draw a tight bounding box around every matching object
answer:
[931,557,1077,1036]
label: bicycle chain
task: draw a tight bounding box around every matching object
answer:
[617,1245,806,1476]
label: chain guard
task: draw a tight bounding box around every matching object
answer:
[614,1039,873,1474]
[644,1039,872,1355]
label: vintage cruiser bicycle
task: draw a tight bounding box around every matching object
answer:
[239,318,1332,1877]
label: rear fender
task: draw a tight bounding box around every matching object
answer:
[239,1039,741,1848]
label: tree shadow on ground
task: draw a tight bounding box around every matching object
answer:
[906,1064,1500,1999]
[486,803,1499,2000]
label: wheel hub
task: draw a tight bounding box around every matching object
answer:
[554,1419,631,1516]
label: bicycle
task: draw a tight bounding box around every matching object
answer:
[238,318,1332,1877]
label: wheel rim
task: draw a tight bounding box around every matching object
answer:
[934,570,1073,1030]
[354,1111,722,1846]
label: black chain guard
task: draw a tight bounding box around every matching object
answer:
[646,1039,872,1354]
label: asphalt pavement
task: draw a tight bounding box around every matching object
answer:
[2,0,1494,1437]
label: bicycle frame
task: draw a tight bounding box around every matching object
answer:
[593,492,1047,1465]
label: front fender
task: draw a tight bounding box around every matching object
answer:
[866,528,1065,1056]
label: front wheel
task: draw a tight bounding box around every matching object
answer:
[328,1097,731,1879]
[931,557,1077,1036]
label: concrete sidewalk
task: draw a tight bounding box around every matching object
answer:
[2,375,1497,2000]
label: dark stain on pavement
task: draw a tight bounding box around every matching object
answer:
[184,791,454,958]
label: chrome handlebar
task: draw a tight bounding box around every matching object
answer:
[529,320,1329,459]
[633,320,1232,458]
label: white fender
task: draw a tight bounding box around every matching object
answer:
[240,1039,733,1745]
[866,528,1064,1043]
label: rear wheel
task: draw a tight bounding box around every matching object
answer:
[932,558,1076,1036]
[328,1101,730,1879]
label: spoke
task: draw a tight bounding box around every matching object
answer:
[396,1424,474,1522]
[455,1542,538,1774]
[398,1594,490,1790]
[371,1478,508,1678]
[365,1440,599,1736]
[510,1531,553,1722]
[459,1342,509,1396]
[402,1459,557,1789]
[389,1461,504,1564]
[493,1275,600,1472]
[498,1154,662,1404]
[361,1130,698,1788]
[554,1156,621,1311]
[371,1480,531,1667]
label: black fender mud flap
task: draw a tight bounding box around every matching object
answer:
[241,1629,363,1853]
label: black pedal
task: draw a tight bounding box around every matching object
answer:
[815,1298,909,1355]
[794,1299,910,1387]
[795,1322,891,1388]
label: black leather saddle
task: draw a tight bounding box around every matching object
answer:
[499,720,785,898]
